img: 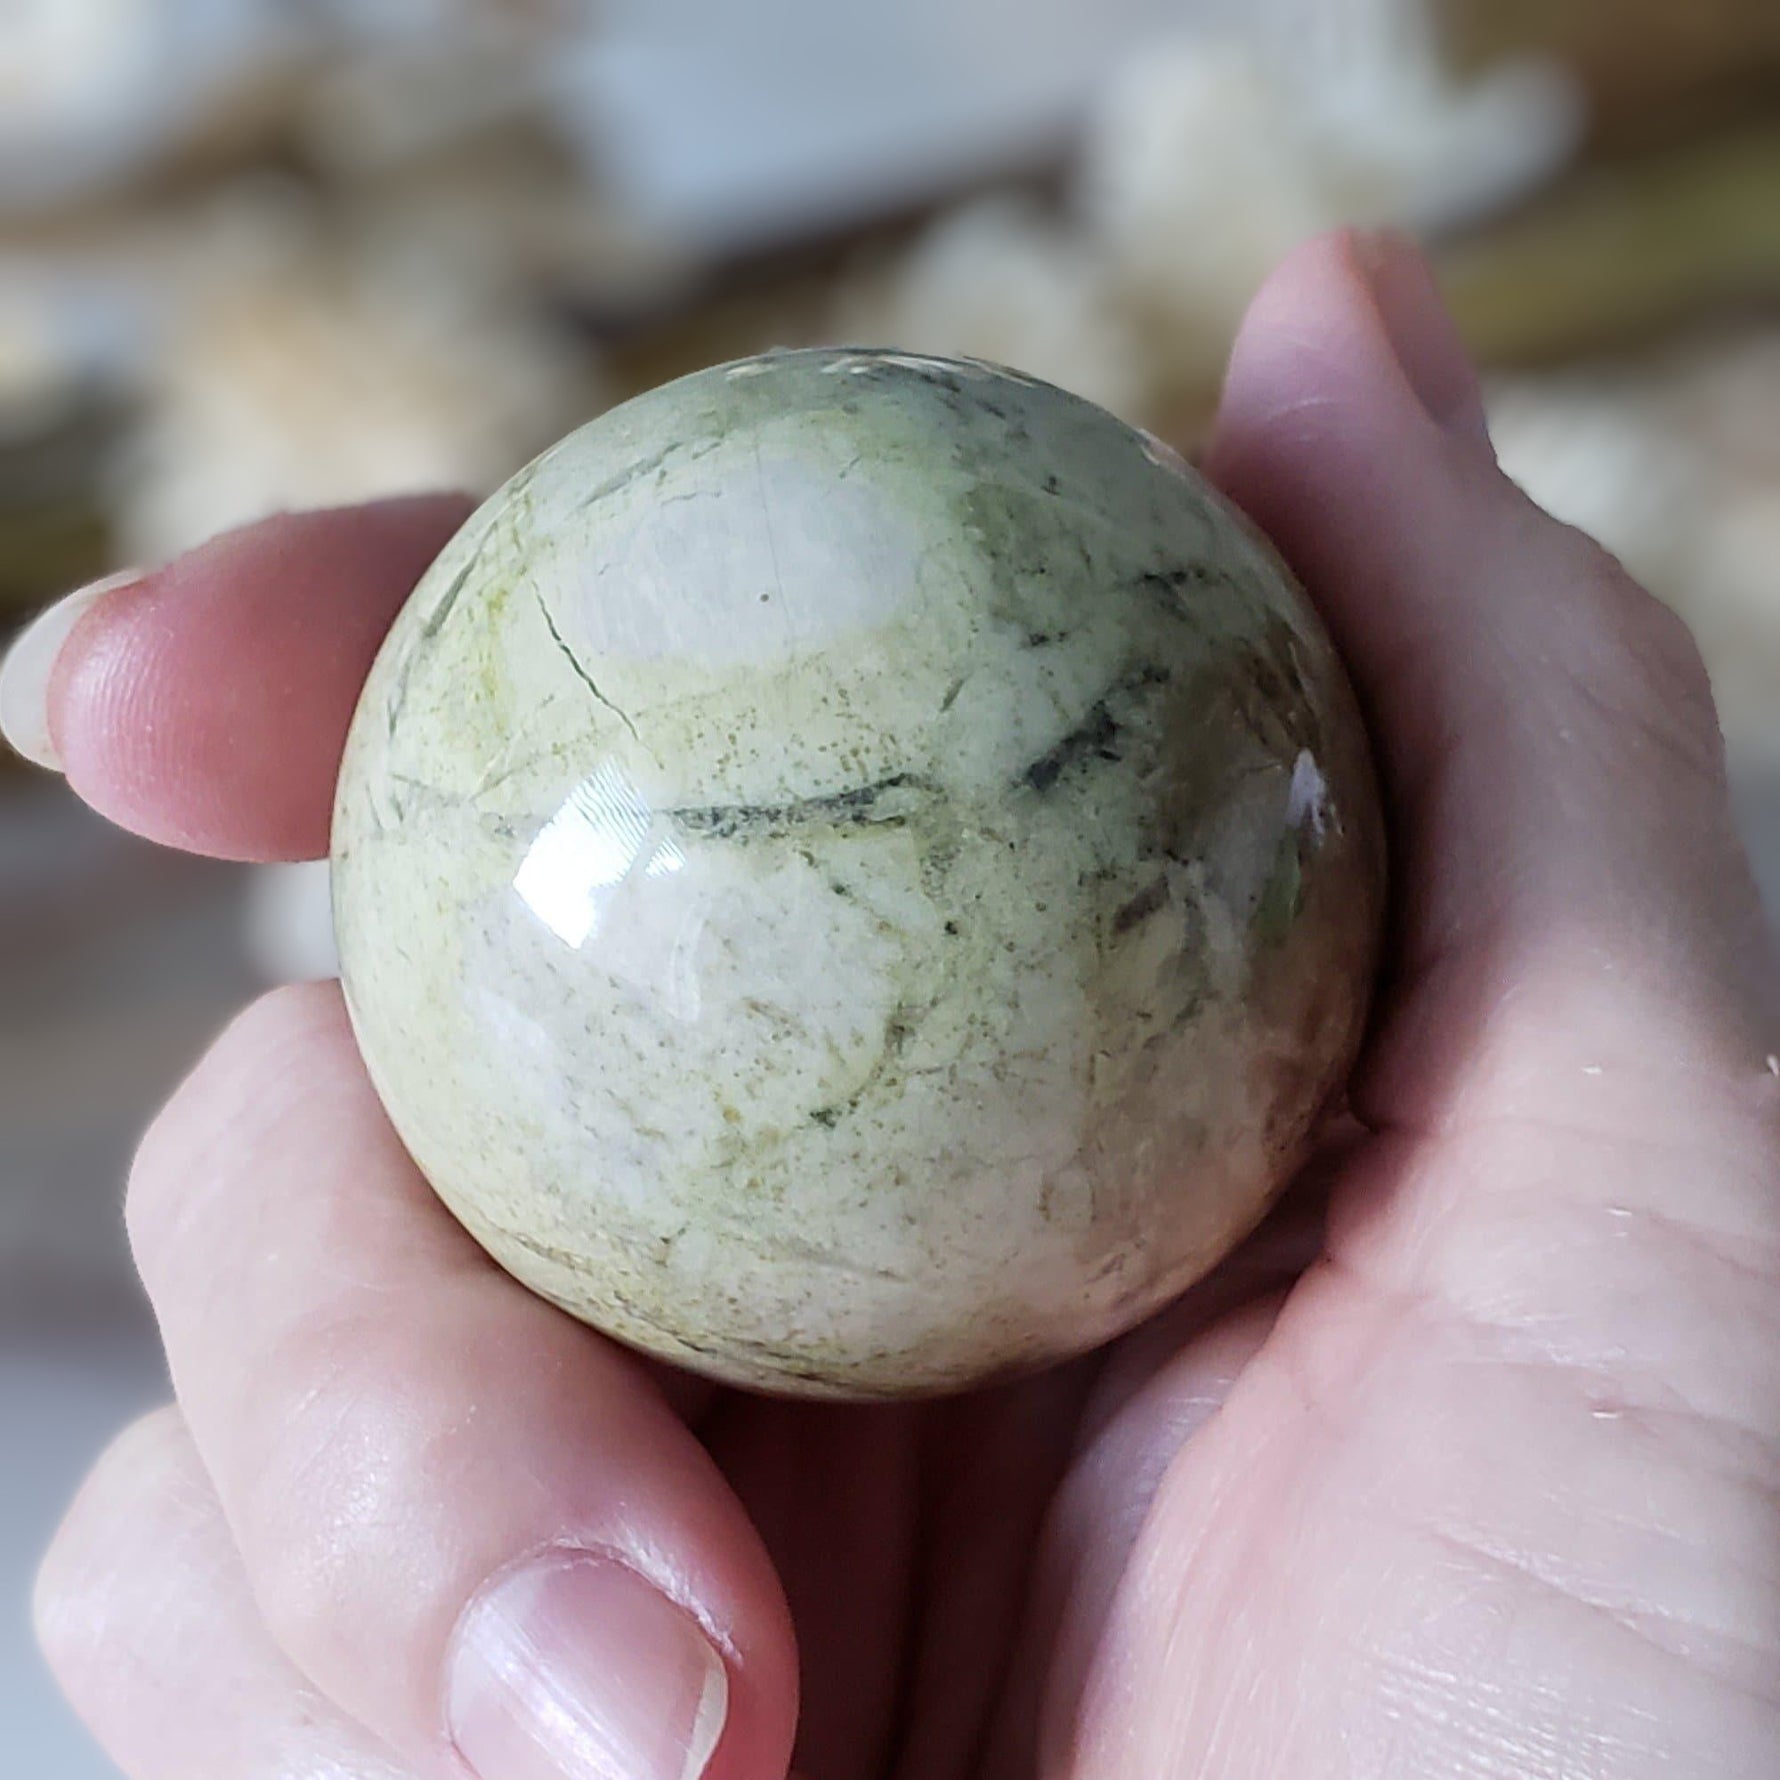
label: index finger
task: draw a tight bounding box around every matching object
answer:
[7,495,472,861]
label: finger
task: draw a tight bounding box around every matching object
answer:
[709,1398,925,1780]
[1206,229,1780,1121]
[970,1166,1342,1780]
[2,496,472,860]
[1206,230,1780,1419]
[125,982,798,1780]
[887,1364,1098,1780]
[981,1294,1288,1780]
[35,1407,410,1780]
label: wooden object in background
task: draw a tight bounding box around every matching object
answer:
[1442,0,1780,146]
[0,395,116,779]
[1437,119,1780,366]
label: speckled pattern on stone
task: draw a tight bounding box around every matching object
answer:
[332,347,1384,1398]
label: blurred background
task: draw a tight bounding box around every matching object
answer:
[2,1,1778,1770]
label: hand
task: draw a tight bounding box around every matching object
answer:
[23,231,1780,1779]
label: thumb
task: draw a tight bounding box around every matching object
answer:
[1058,237,1780,1780]
[1206,229,1779,1142]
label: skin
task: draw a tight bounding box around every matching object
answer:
[30,231,1780,1778]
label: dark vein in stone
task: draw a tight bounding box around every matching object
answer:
[808,1003,917,1131]
[669,772,936,841]
[1021,663,1170,795]
[1023,702,1119,792]
[1111,875,1169,934]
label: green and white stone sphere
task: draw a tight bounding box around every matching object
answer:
[332,347,1383,1398]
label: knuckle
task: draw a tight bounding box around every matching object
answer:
[1609,569,1713,706]
[231,1312,448,1663]
[124,982,346,1286]
[1552,526,1726,779]
[35,1407,192,1675]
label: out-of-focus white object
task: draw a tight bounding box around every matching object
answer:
[1684,335,1780,485]
[243,859,338,983]
[1488,375,1708,590]
[1078,43,1336,393]
[0,0,599,213]
[297,1,592,175]
[555,0,1184,256]
[821,5,1579,411]
[1489,340,1780,770]
[561,0,1578,266]
[0,258,144,440]
[1,1324,170,1780]
[1691,492,1780,770]
[0,0,311,215]
[113,191,597,563]
[835,196,1147,420]
[1077,15,1580,392]
[1222,0,1583,232]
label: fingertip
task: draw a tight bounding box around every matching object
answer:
[48,495,474,862]
[1,569,144,772]
[1205,228,1487,542]
[1348,229,1492,447]
[1199,227,1521,762]
[446,1547,738,1780]
[1208,232,1392,452]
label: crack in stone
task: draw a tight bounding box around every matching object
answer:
[535,593,639,742]
[385,555,477,740]
[418,556,475,642]
[578,434,721,511]
[807,1003,918,1132]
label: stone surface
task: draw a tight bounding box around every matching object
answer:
[332,347,1384,1398]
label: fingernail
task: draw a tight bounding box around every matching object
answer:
[0,570,143,770]
[1350,228,1491,446]
[449,1550,729,1780]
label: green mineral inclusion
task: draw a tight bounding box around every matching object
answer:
[331,347,1384,1399]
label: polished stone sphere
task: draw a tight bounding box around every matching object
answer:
[332,347,1383,1398]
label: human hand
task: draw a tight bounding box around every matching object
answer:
[22,231,1780,1778]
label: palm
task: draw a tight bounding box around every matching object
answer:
[721,1053,1780,1780]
